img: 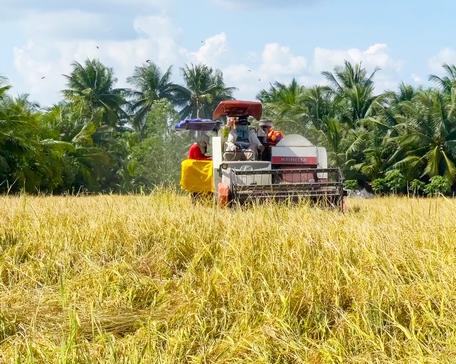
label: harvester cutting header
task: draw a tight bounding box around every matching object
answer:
[176,100,346,210]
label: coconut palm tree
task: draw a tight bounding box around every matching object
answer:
[345,119,395,181]
[322,61,383,127]
[429,63,456,94]
[388,82,419,106]
[126,62,187,133]
[257,79,309,132]
[0,73,11,100]
[322,60,379,93]
[299,86,336,131]
[179,63,237,119]
[61,59,127,128]
[0,94,47,191]
[257,79,305,116]
[315,117,348,167]
[391,89,456,181]
[40,102,113,192]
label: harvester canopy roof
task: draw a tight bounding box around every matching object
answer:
[213,100,262,121]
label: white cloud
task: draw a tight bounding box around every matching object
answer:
[429,48,456,74]
[312,48,346,74]
[313,43,397,73]
[186,33,230,68]
[18,11,108,40]
[13,36,185,106]
[363,43,387,55]
[13,27,236,106]
[12,11,187,106]
[222,64,263,100]
[133,15,182,40]
[246,52,260,63]
[411,73,422,83]
[12,11,406,108]
[13,41,61,104]
[260,43,307,76]
[132,15,185,65]
[312,44,403,92]
[221,43,408,100]
[220,43,308,101]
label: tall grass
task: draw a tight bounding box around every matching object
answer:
[0,192,456,363]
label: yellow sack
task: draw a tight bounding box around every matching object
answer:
[180,159,214,193]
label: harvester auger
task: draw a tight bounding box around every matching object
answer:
[176,100,347,211]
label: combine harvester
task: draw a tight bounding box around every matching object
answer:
[176,100,347,211]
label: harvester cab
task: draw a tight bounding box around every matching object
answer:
[176,100,347,211]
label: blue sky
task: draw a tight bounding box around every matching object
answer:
[1,0,455,108]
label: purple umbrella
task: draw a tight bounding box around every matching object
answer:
[174,118,221,132]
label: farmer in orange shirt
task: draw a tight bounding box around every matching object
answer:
[258,120,284,161]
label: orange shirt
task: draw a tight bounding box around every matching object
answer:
[267,129,284,146]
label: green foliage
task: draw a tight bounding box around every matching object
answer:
[371,170,407,195]
[126,62,187,133]
[4,60,456,195]
[128,99,191,190]
[424,176,451,196]
[0,73,12,99]
[61,59,127,127]
[384,170,407,194]
[371,178,388,195]
[391,88,456,181]
[344,180,359,191]
[179,63,237,118]
[409,179,426,196]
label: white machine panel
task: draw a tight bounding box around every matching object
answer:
[221,161,272,186]
[211,136,223,169]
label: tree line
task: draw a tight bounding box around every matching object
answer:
[0,60,234,194]
[1,59,456,195]
[259,62,456,196]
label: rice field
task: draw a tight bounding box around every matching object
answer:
[0,191,456,363]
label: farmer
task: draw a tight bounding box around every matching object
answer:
[257,120,284,161]
[188,133,211,160]
[225,116,264,160]
[187,133,212,204]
